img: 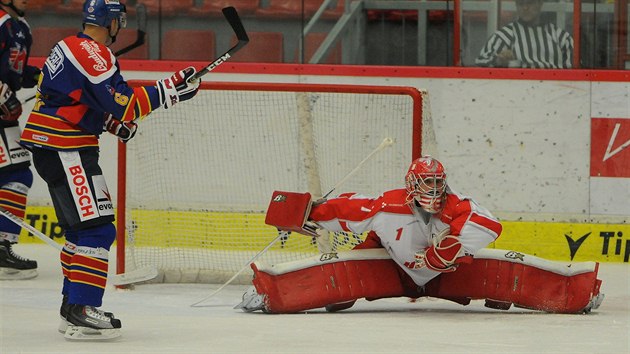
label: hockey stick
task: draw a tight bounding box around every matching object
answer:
[189,6,249,81]
[190,137,395,307]
[22,3,148,104]
[0,206,157,286]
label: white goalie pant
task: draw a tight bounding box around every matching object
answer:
[249,248,603,314]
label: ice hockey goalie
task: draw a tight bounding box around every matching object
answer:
[236,156,604,314]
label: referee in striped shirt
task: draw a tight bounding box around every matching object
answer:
[475,0,574,68]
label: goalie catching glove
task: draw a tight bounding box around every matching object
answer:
[104,114,137,143]
[414,231,473,272]
[0,82,22,121]
[156,66,201,109]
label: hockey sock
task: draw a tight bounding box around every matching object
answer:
[67,223,116,307]
[60,231,79,297]
[0,169,33,236]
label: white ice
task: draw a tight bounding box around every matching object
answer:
[1,244,629,354]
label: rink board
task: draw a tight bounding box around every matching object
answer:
[16,206,630,263]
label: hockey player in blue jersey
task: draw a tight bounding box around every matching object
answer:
[20,0,200,340]
[0,0,41,280]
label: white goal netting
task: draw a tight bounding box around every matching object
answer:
[118,81,435,283]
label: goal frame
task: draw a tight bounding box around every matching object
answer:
[115,81,425,280]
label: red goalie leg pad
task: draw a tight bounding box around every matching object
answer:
[265,191,315,236]
[423,249,603,314]
[251,251,407,313]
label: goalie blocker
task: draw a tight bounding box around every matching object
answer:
[245,248,603,314]
[265,191,318,237]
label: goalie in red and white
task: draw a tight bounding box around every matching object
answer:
[236,156,604,314]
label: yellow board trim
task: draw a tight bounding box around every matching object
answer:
[19,206,629,263]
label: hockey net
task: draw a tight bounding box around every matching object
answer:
[117,81,435,284]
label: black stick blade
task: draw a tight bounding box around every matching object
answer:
[222,6,249,43]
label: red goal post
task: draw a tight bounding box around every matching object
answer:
[116,81,433,283]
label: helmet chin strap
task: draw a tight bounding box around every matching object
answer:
[107,25,120,46]
[1,0,25,17]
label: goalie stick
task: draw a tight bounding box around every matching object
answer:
[22,3,148,104]
[0,206,157,286]
[189,6,249,81]
[190,137,395,307]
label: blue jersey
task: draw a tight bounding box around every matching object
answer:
[21,32,161,150]
[0,9,38,92]
[0,9,38,170]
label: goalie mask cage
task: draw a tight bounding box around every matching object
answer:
[117,81,435,284]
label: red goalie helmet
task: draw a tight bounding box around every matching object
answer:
[405,156,447,214]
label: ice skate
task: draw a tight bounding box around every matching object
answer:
[0,239,37,280]
[582,293,605,314]
[234,286,267,312]
[58,296,117,334]
[63,304,122,341]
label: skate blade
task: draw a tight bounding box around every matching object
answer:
[0,268,38,280]
[58,318,68,334]
[234,293,265,312]
[64,325,121,341]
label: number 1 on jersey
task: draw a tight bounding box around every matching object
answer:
[395,227,403,240]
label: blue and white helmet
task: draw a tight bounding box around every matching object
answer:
[82,0,127,29]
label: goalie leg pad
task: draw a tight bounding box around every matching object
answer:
[423,249,603,314]
[251,249,407,313]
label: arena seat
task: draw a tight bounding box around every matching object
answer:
[136,0,194,17]
[54,0,84,14]
[229,32,283,63]
[30,27,78,58]
[255,0,343,19]
[295,33,341,64]
[161,30,215,61]
[189,0,259,17]
[29,0,60,14]
[109,28,149,59]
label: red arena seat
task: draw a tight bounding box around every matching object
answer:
[229,32,283,63]
[189,0,259,17]
[136,0,194,17]
[297,32,341,64]
[256,0,343,19]
[109,28,150,59]
[161,30,215,61]
[30,27,78,57]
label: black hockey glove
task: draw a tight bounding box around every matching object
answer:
[104,114,137,143]
[0,83,22,121]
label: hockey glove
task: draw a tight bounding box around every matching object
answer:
[104,114,137,143]
[414,234,473,272]
[156,66,201,109]
[0,83,22,121]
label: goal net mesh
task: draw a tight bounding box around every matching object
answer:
[119,82,435,284]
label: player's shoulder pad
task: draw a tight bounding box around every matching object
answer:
[55,36,117,84]
[440,191,472,221]
[376,189,412,214]
[18,16,31,30]
[0,9,10,27]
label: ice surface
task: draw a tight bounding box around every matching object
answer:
[1,245,628,354]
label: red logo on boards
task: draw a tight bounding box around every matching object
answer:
[590,118,630,178]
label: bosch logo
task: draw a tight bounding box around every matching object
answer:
[69,165,95,218]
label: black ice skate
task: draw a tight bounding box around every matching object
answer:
[59,296,117,334]
[64,304,122,341]
[0,239,37,280]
